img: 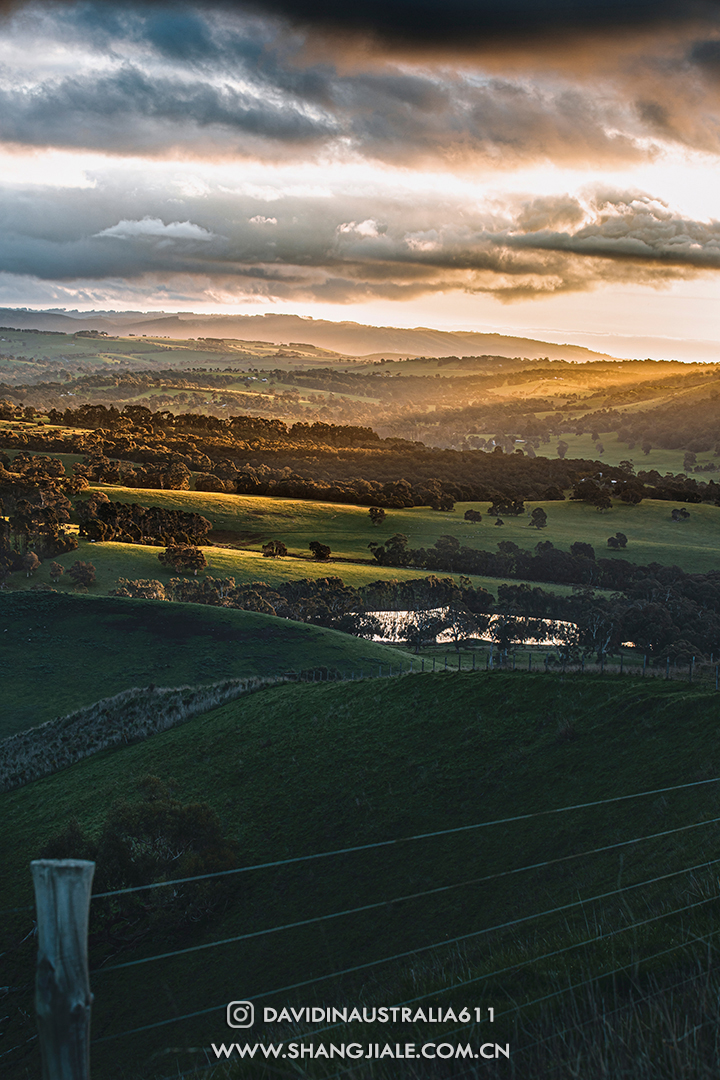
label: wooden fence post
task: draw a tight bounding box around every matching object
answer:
[31,859,95,1080]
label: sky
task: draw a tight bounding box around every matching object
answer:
[2,0,720,358]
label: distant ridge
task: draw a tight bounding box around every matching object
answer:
[0,308,622,363]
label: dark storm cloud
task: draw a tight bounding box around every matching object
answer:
[3,0,720,46]
[689,37,720,75]
[248,0,720,45]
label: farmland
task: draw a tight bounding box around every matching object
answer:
[84,485,720,575]
[2,672,720,1078]
[0,591,411,740]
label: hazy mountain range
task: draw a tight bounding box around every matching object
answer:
[0,309,620,363]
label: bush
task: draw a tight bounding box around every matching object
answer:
[39,777,238,956]
[68,560,96,588]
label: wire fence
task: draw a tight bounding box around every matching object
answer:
[266,649,720,687]
[58,774,720,1076]
[7,769,720,1073]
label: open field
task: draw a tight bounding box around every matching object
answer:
[0,591,411,740]
[2,673,720,1078]
[5,534,551,597]
[89,485,720,574]
[545,432,719,475]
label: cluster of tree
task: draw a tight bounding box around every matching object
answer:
[111,573,494,631]
[5,397,720,528]
[110,559,720,662]
[615,393,720,455]
[366,533,649,593]
[0,453,79,567]
[77,492,212,546]
[74,451,192,491]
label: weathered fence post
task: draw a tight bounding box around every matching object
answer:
[31,859,95,1080]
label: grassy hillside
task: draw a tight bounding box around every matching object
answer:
[544,431,716,474]
[88,485,720,574]
[2,673,720,1078]
[0,591,411,740]
[5,534,540,597]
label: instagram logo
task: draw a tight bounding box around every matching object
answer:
[227,1001,255,1028]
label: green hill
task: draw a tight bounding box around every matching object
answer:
[2,673,720,1078]
[89,485,720,574]
[0,591,412,740]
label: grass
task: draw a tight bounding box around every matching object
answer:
[0,591,412,740]
[9,532,591,601]
[2,673,720,1079]
[548,431,716,475]
[86,484,720,574]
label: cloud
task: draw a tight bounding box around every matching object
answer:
[94,217,216,240]
[1,3,718,167]
[1,174,718,306]
[245,0,720,47]
[4,0,719,48]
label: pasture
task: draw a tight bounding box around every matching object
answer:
[0,591,410,740]
[87,485,720,574]
[2,673,720,1078]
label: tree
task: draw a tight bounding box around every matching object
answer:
[489,499,525,517]
[671,507,691,521]
[158,545,207,575]
[556,440,569,459]
[68,560,96,588]
[570,541,595,561]
[400,609,449,653]
[570,478,612,511]
[368,533,410,566]
[49,560,64,581]
[642,441,652,455]
[607,532,628,550]
[262,540,288,557]
[22,551,40,577]
[445,604,486,652]
[488,613,523,653]
[332,612,382,638]
[368,507,386,526]
[309,541,331,561]
[529,508,548,529]
[618,484,643,505]
[464,509,482,524]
